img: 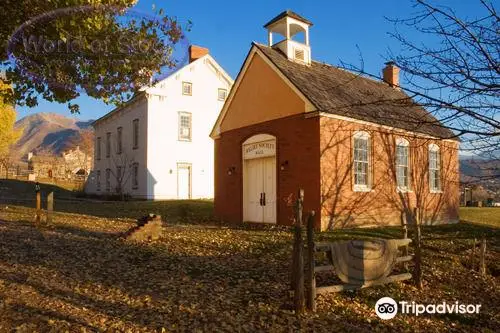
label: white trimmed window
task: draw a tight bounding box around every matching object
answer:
[96,170,101,191]
[218,88,227,101]
[132,119,139,149]
[105,132,111,158]
[178,112,192,141]
[182,82,192,96]
[96,137,101,160]
[132,163,139,189]
[105,168,111,192]
[116,166,122,182]
[396,138,410,191]
[117,127,123,154]
[429,144,441,192]
[353,131,371,191]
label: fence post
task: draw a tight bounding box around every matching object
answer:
[401,211,409,272]
[292,189,305,315]
[413,207,423,289]
[479,237,486,275]
[47,192,54,225]
[306,210,316,312]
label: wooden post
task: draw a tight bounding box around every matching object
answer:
[413,207,423,289]
[470,238,477,271]
[306,211,316,312]
[292,189,305,315]
[479,237,486,275]
[47,192,54,225]
[401,211,409,272]
[35,191,41,225]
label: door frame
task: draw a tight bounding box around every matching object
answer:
[242,134,277,223]
[177,162,192,199]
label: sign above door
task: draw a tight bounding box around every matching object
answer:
[243,140,276,160]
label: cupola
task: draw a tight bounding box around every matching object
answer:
[264,10,313,65]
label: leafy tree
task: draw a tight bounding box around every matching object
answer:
[1,0,189,113]
[0,80,22,177]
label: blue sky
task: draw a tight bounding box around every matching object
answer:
[16,0,485,121]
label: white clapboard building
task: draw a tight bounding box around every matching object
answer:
[86,45,233,199]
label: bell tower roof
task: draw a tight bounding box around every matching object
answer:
[263,10,313,28]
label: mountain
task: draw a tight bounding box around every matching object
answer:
[13,113,93,160]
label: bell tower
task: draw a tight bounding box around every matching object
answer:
[264,10,313,65]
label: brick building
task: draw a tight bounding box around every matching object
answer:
[210,11,460,230]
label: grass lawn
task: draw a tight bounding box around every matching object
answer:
[459,207,500,227]
[0,180,499,331]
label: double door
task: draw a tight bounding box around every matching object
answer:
[244,157,276,223]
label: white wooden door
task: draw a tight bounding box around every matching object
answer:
[177,164,191,199]
[263,157,276,223]
[244,158,263,222]
[243,157,276,223]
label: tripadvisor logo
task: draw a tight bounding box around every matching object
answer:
[375,297,398,320]
[375,297,481,320]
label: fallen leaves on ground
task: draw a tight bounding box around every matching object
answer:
[0,205,498,332]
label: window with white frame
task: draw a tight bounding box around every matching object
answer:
[396,138,410,191]
[132,119,139,149]
[218,88,227,101]
[353,131,371,190]
[178,112,192,141]
[429,144,441,192]
[106,132,111,157]
[116,166,122,182]
[96,170,101,191]
[132,163,139,189]
[182,82,192,96]
[105,168,111,192]
[117,127,123,154]
[96,137,101,160]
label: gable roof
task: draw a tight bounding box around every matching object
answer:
[253,43,457,140]
[263,10,314,28]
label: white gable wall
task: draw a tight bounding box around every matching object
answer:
[146,56,232,199]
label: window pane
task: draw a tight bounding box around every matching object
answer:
[353,136,370,187]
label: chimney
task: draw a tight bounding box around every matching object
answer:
[189,45,209,63]
[382,61,400,88]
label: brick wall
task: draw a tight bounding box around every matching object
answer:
[214,113,322,228]
[319,116,460,230]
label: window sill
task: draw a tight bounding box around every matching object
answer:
[132,146,138,150]
[132,187,138,190]
[397,187,413,193]
[430,190,443,194]
[178,138,192,142]
[353,186,372,192]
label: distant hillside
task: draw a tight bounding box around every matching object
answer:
[460,158,500,197]
[13,113,93,160]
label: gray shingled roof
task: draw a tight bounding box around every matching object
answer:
[254,43,457,140]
